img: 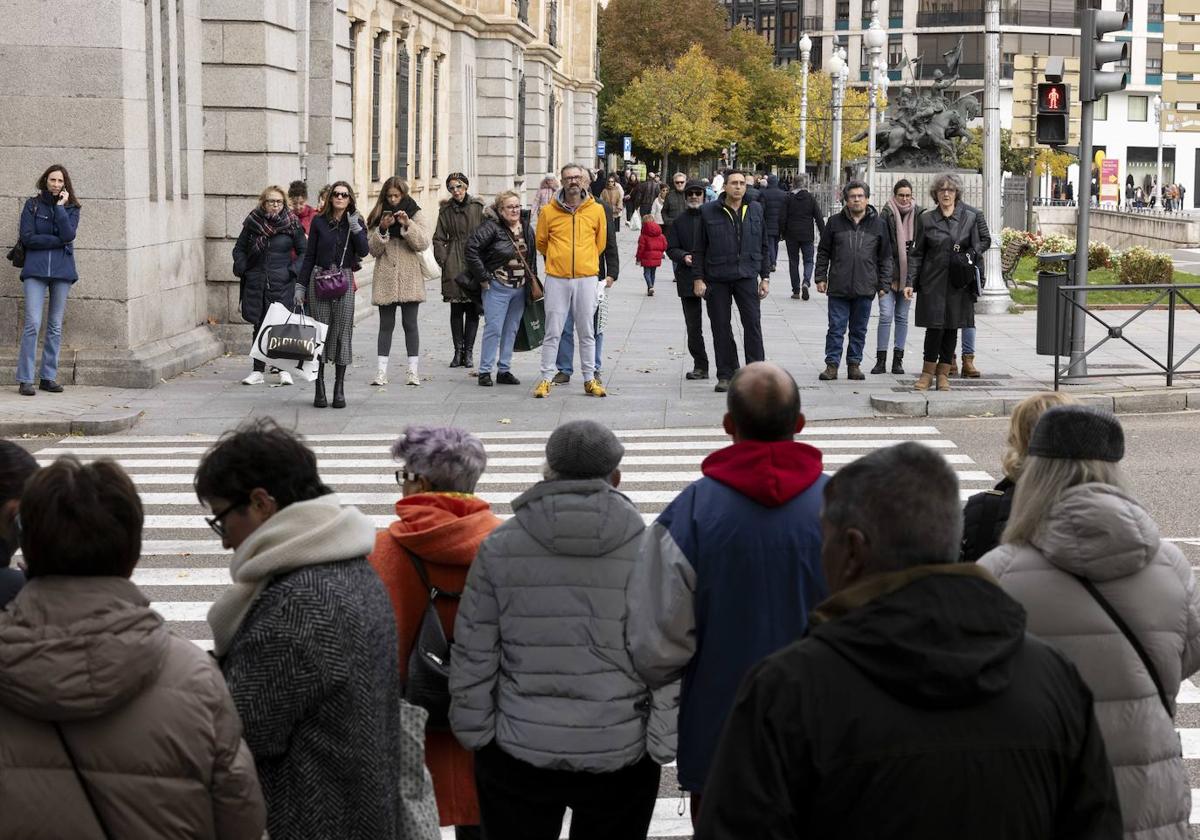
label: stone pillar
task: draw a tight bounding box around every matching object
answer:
[0,0,222,387]
[445,31,481,190]
[572,88,598,166]
[524,57,554,182]
[474,38,521,200]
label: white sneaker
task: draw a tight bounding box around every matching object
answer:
[406,369,420,386]
[370,369,388,386]
[277,370,293,386]
[241,371,265,385]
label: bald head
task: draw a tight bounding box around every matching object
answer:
[725,362,803,442]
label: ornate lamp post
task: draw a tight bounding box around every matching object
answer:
[828,46,848,208]
[863,6,888,191]
[799,33,813,178]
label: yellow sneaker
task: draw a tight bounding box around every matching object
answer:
[584,379,607,397]
[533,379,552,398]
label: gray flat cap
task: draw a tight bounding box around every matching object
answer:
[1027,405,1125,462]
[546,420,625,479]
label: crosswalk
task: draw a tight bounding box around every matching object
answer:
[29,425,1200,839]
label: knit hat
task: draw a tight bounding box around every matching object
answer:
[446,172,469,189]
[684,179,706,194]
[545,420,625,479]
[1027,406,1125,462]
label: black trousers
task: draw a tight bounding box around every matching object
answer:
[681,296,709,372]
[450,301,480,349]
[474,743,660,840]
[377,302,420,356]
[705,278,764,380]
[923,327,958,364]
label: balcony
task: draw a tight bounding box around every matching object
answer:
[1000,9,1078,27]
[835,18,849,29]
[889,16,903,27]
[916,10,983,26]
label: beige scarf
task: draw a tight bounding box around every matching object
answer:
[207,494,378,656]
[887,197,916,289]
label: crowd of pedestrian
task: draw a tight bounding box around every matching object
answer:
[1,388,1196,839]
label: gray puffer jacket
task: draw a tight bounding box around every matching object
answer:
[980,483,1200,840]
[450,478,678,772]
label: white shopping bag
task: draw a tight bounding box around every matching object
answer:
[249,302,328,382]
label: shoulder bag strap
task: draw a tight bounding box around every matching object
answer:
[406,549,461,600]
[1073,574,1173,716]
[328,220,350,269]
[53,722,116,840]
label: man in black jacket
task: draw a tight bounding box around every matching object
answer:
[662,172,690,229]
[665,180,710,380]
[693,170,771,393]
[781,176,825,300]
[814,180,892,381]
[759,175,788,278]
[696,442,1122,840]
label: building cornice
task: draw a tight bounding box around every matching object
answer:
[525,44,564,65]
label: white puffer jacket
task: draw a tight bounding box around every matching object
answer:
[980,483,1200,840]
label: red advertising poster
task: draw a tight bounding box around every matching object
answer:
[1100,158,1120,205]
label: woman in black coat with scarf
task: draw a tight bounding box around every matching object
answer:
[907,172,991,393]
[233,185,307,387]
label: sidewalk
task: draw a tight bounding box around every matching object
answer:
[3,224,1199,436]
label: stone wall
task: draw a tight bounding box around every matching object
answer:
[1033,206,1200,250]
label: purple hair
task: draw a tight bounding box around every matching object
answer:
[391,426,487,493]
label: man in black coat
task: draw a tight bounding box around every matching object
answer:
[692,170,771,393]
[781,175,826,300]
[665,179,711,380]
[662,172,690,229]
[696,442,1123,840]
[814,180,892,381]
[758,175,788,278]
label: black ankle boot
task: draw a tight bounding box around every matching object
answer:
[462,343,475,370]
[449,343,464,368]
[891,348,905,375]
[332,364,347,409]
[313,363,328,408]
[870,351,888,375]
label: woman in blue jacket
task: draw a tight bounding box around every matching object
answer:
[16,165,81,396]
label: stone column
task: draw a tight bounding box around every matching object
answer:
[473,38,521,200]
[0,0,222,387]
[524,56,554,182]
[572,88,598,165]
[445,31,481,189]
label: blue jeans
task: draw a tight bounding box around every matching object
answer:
[478,282,526,375]
[962,327,976,355]
[18,278,71,384]
[643,266,656,288]
[876,289,911,353]
[556,310,604,376]
[825,295,873,366]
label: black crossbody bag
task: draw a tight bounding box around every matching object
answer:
[405,551,461,729]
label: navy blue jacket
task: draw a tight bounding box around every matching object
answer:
[298,213,369,287]
[627,440,829,792]
[666,206,704,296]
[759,176,789,237]
[19,192,80,282]
[693,195,770,283]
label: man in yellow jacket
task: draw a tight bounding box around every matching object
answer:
[534,163,609,398]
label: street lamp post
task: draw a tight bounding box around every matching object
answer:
[799,33,812,179]
[1154,94,1165,211]
[863,5,888,192]
[829,46,848,210]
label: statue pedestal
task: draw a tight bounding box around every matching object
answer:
[867,170,983,211]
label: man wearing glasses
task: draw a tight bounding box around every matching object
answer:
[662,172,690,229]
[534,163,610,398]
[665,179,712,381]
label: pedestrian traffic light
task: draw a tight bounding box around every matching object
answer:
[1080,9,1128,102]
[1036,82,1070,146]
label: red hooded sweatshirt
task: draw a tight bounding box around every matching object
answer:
[700,439,825,507]
[636,220,668,268]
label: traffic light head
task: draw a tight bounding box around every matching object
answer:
[1081,8,1129,102]
[1037,82,1070,146]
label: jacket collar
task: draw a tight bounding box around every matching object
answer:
[811,563,999,626]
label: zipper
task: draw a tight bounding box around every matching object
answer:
[571,209,576,277]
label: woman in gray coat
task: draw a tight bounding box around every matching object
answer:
[980,406,1200,840]
[907,173,991,392]
[450,420,676,839]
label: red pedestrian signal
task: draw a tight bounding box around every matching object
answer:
[1041,83,1066,112]
[1037,82,1071,147]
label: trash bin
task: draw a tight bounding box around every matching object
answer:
[1035,252,1076,356]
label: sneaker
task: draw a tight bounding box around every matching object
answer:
[552,372,571,385]
[242,371,265,385]
[802,286,810,301]
[478,372,494,387]
[496,371,521,385]
[38,379,63,393]
[791,292,801,299]
[406,370,420,386]
[533,379,552,398]
[277,370,293,386]
[714,379,731,393]
[593,372,603,385]
[369,369,388,386]
[584,379,607,397]
[685,368,709,380]
[18,382,35,396]
[647,287,655,296]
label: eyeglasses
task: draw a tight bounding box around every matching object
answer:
[331,191,351,199]
[674,180,687,185]
[205,497,250,538]
[449,184,467,192]
[395,468,421,486]
[895,193,913,199]
[938,188,957,194]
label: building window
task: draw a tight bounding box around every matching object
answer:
[1146,40,1163,75]
[809,35,823,69]
[414,48,426,180]
[1096,94,1108,121]
[780,9,798,45]
[1182,44,1197,52]
[516,70,527,177]
[349,21,361,115]
[836,0,849,25]
[1001,0,1075,27]
[1148,1,1163,27]
[759,12,776,44]
[888,34,903,70]
[1128,95,1148,122]
[889,0,904,21]
[432,56,441,179]
[371,33,383,182]
[915,33,984,79]
[395,41,409,179]
[918,0,983,27]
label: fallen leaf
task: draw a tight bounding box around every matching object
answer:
[498,418,512,424]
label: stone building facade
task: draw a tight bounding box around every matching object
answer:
[0,0,600,387]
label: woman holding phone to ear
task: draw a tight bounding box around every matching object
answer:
[366,177,429,387]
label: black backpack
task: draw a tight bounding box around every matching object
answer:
[404,551,460,729]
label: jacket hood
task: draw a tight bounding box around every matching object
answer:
[1033,483,1161,580]
[766,175,780,188]
[511,479,644,556]
[386,493,501,567]
[810,564,1026,708]
[0,576,169,721]
[641,219,663,236]
[553,190,596,213]
[701,440,824,507]
[841,204,880,223]
[440,195,484,209]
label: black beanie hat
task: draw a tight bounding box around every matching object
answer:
[1027,405,1125,462]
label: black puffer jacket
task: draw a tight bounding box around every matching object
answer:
[782,190,825,243]
[693,195,770,283]
[232,212,307,326]
[908,202,992,330]
[696,565,1122,840]
[962,478,1015,563]
[666,205,704,297]
[759,176,788,237]
[814,205,893,298]
[464,208,538,285]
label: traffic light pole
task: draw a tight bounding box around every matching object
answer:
[1066,97,1093,382]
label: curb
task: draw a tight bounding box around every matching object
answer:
[871,389,1197,418]
[0,410,143,438]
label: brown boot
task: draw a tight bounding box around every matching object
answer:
[936,363,953,391]
[961,353,980,378]
[913,361,936,391]
[947,354,959,376]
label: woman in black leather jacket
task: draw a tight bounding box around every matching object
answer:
[464,191,537,387]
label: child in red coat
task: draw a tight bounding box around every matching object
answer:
[635,216,668,296]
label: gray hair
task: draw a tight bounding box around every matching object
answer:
[1001,455,1128,546]
[794,174,809,190]
[390,425,487,493]
[823,443,962,570]
[929,173,963,204]
[560,162,588,178]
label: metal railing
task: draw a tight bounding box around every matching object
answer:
[1053,283,1200,389]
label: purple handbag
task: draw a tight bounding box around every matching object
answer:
[313,226,352,301]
